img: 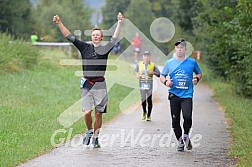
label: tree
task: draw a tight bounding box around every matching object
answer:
[31,0,91,41]
[192,0,251,97]
[102,0,168,55]
[229,0,252,97]
[148,0,175,55]
[0,0,33,39]
[192,0,237,78]
[148,0,173,18]
[101,0,131,29]
[124,0,169,55]
[124,0,155,40]
[172,0,198,35]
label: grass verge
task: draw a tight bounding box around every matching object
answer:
[0,48,139,167]
[199,62,252,167]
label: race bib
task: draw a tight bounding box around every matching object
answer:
[80,77,86,89]
[173,78,189,89]
[140,82,151,90]
[173,70,190,89]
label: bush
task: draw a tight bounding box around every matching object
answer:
[0,33,39,72]
[193,0,252,98]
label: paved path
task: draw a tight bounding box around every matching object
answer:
[19,78,235,167]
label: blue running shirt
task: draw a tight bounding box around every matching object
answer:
[161,57,201,98]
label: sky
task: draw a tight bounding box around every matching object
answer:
[85,0,105,10]
[29,0,105,26]
[30,0,105,10]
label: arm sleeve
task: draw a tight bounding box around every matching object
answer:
[66,34,75,42]
[154,65,160,77]
[134,63,139,73]
[66,34,89,51]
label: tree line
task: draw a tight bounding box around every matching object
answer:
[180,0,252,98]
[102,0,251,98]
[0,0,251,97]
[0,0,91,41]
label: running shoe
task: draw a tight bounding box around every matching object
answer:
[82,131,93,145]
[184,137,193,150]
[92,137,101,148]
[177,139,184,152]
[146,116,151,121]
[141,113,146,120]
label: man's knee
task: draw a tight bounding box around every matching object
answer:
[95,112,102,118]
[84,110,92,117]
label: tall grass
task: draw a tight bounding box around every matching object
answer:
[199,62,252,167]
[0,33,39,72]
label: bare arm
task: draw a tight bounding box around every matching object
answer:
[113,12,124,39]
[53,15,71,37]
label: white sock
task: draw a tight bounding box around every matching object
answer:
[87,129,93,133]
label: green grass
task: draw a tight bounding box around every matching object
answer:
[0,33,39,72]
[199,62,252,167]
[0,49,139,167]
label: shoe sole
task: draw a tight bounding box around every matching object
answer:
[186,146,193,150]
[177,148,184,152]
[93,145,101,148]
[177,143,185,152]
[184,139,193,150]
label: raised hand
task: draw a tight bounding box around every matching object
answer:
[53,15,61,24]
[117,12,124,23]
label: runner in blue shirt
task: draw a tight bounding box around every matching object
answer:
[160,39,202,152]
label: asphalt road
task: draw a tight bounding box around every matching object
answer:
[18,77,235,167]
